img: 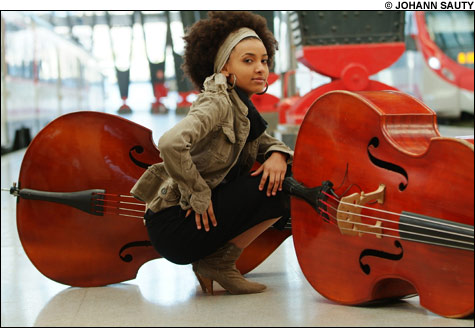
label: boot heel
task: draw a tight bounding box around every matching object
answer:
[194,271,207,293]
[194,272,214,295]
[202,276,214,295]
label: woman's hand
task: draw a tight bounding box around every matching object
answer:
[251,152,288,197]
[185,200,217,231]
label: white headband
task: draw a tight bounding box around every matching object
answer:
[213,27,261,73]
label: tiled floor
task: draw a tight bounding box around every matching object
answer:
[1,111,473,326]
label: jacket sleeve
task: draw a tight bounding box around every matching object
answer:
[157,95,224,214]
[257,132,294,165]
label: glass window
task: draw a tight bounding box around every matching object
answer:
[425,11,474,68]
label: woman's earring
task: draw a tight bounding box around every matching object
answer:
[227,74,237,91]
[256,82,268,95]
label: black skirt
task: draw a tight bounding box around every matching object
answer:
[144,171,290,265]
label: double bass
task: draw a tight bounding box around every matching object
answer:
[8,111,290,287]
[286,90,474,318]
[7,90,474,318]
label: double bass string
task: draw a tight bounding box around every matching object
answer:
[322,204,473,249]
[320,198,472,241]
[93,192,146,219]
[318,207,474,250]
[323,191,473,233]
[323,192,473,236]
[92,192,474,250]
[314,192,474,250]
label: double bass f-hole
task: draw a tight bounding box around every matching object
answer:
[129,145,153,169]
[119,241,153,262]
[359,240,404,275]
[367,137,408,191]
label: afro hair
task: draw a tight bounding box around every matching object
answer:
[182,11,278,90]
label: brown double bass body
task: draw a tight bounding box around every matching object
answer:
[291,90,474,318]
[14,112,289,287]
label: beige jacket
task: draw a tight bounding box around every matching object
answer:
[130,73,293,214]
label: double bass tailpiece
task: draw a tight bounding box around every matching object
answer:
[5,182,106,216]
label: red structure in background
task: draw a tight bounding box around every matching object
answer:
[177,90,198,112]
[282,42,405,124]
[118,97,132,114]
[116,69,132,114]
[151,82,168,113]
[276,11,406,125]
[150,69,168,114]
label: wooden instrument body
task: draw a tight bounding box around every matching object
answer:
[17,112,161,287]
[291,90,474,318]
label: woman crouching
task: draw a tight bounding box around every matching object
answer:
[131,11,293,295]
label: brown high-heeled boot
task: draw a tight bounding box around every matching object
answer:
[192,243,267,295]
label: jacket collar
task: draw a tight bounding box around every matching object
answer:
[203,72,247,115]
[229,88,248,116]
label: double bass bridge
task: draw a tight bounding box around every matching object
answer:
[337,184,385,238]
